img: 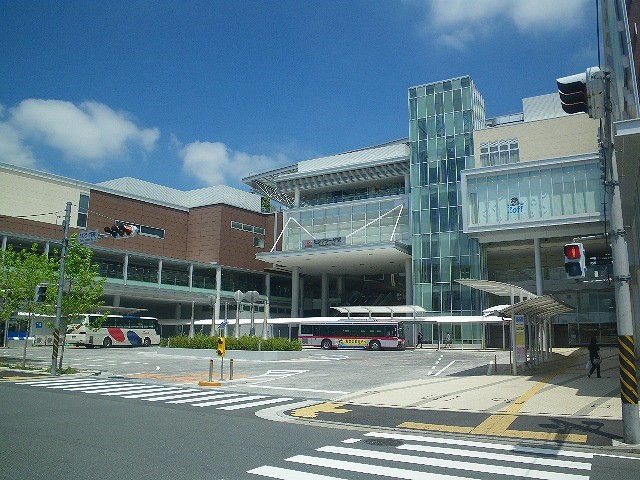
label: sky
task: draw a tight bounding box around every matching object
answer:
[0,0,599,192]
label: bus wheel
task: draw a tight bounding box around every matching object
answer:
[102,337,112,348]
[369,340,381,351]
[321,339,332,350]
[143,337,151,347]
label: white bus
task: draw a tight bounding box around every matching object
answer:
[298,320,405,351]
[66,314,160,348]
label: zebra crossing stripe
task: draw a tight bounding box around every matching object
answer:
[317,445,588,480]
[165,392,230,404]
[119,388,188,399]
[191,394,268,407]
[143,390,212,402]
[14,376,295,411]
[248,465,348,480]
[396,443,590,470]
[286,454,476,480]
[218,397,294,410]
[618,335,638,404]
[364,431,593,459]
[101,385,162,396]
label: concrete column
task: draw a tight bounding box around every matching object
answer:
[123,254,129,286]
[157,259,163,287]
[294,187,300,207]
[321,273,328,317]
[337,276,344,304]
[534,237,543,296]
[405,257,413,305]
[113,295,121,307]
[214,266,222,336]
[299,276,305,317]
[291,266,300,318]
[1,235,7,251]
[188,264,193,291]
[175,303,182,326]
[44,241,50,257]
[265,273,271,299]
[404,173,410,193]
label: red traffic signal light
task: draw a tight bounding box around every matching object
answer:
[104,222,138,238]
[564,243,586,278]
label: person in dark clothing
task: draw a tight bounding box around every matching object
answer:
[417,331,424,348]
[588,336,601,378]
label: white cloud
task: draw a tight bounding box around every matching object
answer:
[0,122,37,168]
[179,141,282,186]
[0,99,160,168]
[420,0,590,49]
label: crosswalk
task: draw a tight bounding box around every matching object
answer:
[248,430,595,480]
[13,376,296,412]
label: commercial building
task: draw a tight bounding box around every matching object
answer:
[0,163,292,336]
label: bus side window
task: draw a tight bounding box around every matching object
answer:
[301,325,312,335]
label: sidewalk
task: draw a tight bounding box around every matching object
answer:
[338,347,622,420]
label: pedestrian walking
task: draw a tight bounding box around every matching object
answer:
[445,332,451,348]
[587,336,601,378]
[417,331,424,348]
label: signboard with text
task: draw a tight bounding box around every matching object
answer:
[515,314,526,363]
[302,237,345,249]
[77,229,100,244]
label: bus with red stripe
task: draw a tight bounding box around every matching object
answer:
[66,314,160,348]
[298,320,405,351]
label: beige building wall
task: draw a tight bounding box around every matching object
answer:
[0,166,89,228]
[474,114,600,162]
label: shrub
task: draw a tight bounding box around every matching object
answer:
[162,334,301,351]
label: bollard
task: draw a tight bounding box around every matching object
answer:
[494,354,498,373]
[229,358,234,380]
[208,359,213,382]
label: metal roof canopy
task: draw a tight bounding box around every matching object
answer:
[455,279,536,300]
[492,295,574,318]
[257,242,411,275]
[455,279,573,318]
[332,305,426,318]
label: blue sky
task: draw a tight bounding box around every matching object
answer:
[0,0,598,191]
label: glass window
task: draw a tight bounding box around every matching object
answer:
[77,193,89,228]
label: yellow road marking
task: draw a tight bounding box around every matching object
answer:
[398,353,589,443]
[291,402,352,418]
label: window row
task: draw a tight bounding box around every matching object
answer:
[231,221,265,236]
[466,163,603,225]
[479,139,520,167]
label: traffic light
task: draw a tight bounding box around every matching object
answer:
[557,66,605,119]
[104,222,138,238]
[564,243,586,278]
[216,337,226,357]
[34,284,47,303]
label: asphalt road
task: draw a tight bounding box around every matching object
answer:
[1,380,639,480]
[0,344,506,399]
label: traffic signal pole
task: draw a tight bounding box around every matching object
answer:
[601,71,640,444]
[51,201,71,376]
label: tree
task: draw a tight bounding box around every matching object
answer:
[0,237,105,370]
[0,244,57,367]
[55,236,106,369]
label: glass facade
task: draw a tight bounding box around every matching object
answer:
[409,76,486,315]
[465,159,603,227]
[283,197,409,251]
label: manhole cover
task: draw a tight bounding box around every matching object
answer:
[364,438,403,447]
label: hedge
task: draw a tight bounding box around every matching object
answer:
[161,334,302,351]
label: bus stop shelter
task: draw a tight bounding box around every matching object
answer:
[456,279,574,374]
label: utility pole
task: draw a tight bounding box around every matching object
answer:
[601,70,640,444]
[51,201,71,376]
